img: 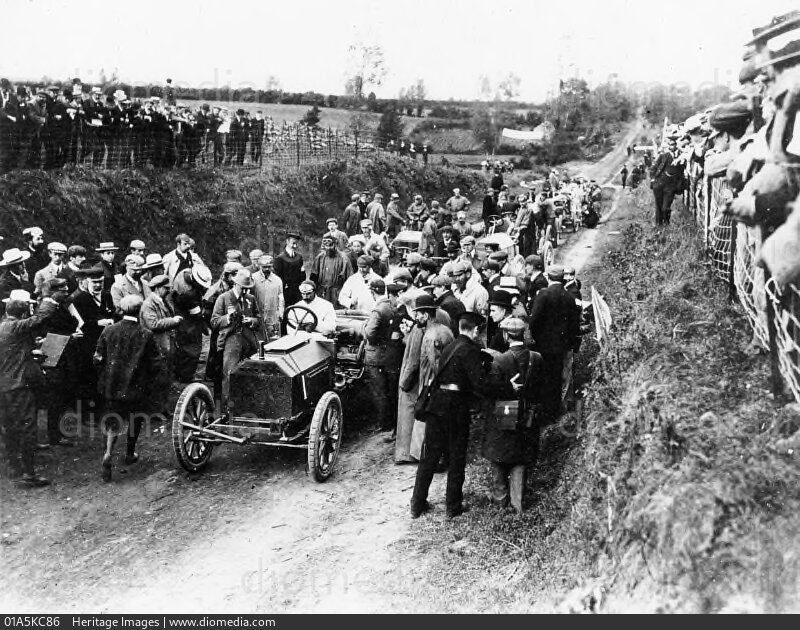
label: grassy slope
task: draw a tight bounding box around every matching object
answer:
[0,155,485,268]
[397,184,799,613]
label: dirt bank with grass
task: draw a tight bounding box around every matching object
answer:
[0,156,485,265]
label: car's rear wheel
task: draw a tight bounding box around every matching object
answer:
[172,382,216,472]
[541,241,555,269]
[307,391,344,482]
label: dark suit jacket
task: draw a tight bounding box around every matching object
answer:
[72,290,116,347]
[529,282,580,354]
[94,319,161,402]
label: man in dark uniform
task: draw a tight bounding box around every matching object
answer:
[410,311,498,518]
[432,274,465,337]
[482,188,497,223]
[0,77,20,174]
[250,110,266,165]
[273,231,306,307]
[528,265,580,421]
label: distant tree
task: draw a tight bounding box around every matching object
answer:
[366,92,380,112]
[301,105,322,128]
[471,108,498,153]
[377,107,404,144]
[344,43,387,100]
[496,73,521,101]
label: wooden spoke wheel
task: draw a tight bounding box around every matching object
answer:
[307,391,344,482]
[172,382,216,472]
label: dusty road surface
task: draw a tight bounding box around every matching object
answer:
[0,125,646,613]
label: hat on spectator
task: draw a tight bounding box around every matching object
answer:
[489,251,508,262]
[431,274,452,287]
[755,39,800,72]
[546,265,565,281]
[499,317,526,336]
[76,264,104,279]
[299,280,317,292]
[351,193,360,201]
[321,232,336,245]
[141,253,164,270]
[22,227,43,239]
[129,239,146,250]
[440,224,454,234]
[231,268,255,289]
[453,188,461,194]
[226,249,243,262]
[390,193,400,199]
[67,245,86,258]
[420,258,437,272]
[386,282,403,295]
[369,278,386,293]
[456,211,467,220]
[95,241,119,252]
[325,218,338,226]
[745,10,800,46]
[248,248,264,261]
[412,294,438,312]
[406,252,423,265]
[223,261,244,274]
[285,231,302,240]
[124,254,145,270]
[44,278,69,292]
[147,274,170,289]
[456,310,485,328]
[2,289,36,304]
[47,242,67,253]
[431,200,441,208]
[359,219,373,228]
[392,267,413,283]
[190,265,212,289]
[525,254,544,269]
[349,234,366,246]
[709,102,752,139]
[489,289,514,309]
[356,255,373,267]
[114,90,129,103]
[446,241,461,254]
[484,259,501,272]
[563,266,576,276]
[460,235,476,246]
[498,275,522,294]
[91,86,102,95]
[450,261,471,276]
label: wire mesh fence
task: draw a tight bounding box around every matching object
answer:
[692,170,800,402]
[5,118,386,172]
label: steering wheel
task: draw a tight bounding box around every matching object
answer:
[284,304,319,335]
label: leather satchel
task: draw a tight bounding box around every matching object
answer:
[493,399,520,430]
[413,347,457,420]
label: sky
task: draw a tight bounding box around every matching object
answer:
[2,0,798,103]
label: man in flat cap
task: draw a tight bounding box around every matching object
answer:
[451,261,488,318]
[325,218,349,252]
[162,233,204,286]
[310,233,352,305]
[32,242,67,297]
[366,193,387,235]
[482,317,545,513]
[459,235,482,272]
[287,280,336,337]
[385,193,406,238]
[110,254,146,315]
[338,254,381,311]
[528,265,581,421]
[360,219,390,262]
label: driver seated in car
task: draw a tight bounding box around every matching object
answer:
[288,280,337,338]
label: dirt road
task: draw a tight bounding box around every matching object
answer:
[0,125,644,614]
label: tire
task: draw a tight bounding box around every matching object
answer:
[541,241,555,269]
[572,212,579,232]
[172,382,216,473]
[307,391,344,482]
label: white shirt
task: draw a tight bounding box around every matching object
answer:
[290,296,337,336]
[338,271,380,311]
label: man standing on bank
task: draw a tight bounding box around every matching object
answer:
[410,311,498,518]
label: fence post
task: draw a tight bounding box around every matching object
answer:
[354,131,359,161]
[705,177,712,251]
[296,133,301,168]
[729,219,737,301]
[765,274,786,400]
[328,128,332,160]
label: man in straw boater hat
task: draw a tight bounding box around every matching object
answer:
[172,261,212,383]
[210,268,262,411]
[0,247,34,316]
[95,241,120,298]
[94,294,161,482]
[0,288,60,487]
